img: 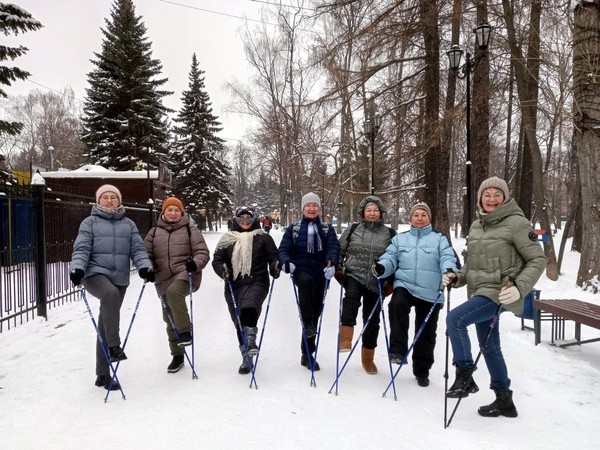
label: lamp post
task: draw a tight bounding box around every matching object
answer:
[363,115,382,195]
[146,147,154,230]
[48,145,55,171]
[447,22,491,233]
[319,163,327,219]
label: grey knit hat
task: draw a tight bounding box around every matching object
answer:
[301,192,321,210]
[409,202,432,220]
[477,176,510,209]
[96,184,122,205]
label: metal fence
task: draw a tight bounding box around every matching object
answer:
[0,182,156,333]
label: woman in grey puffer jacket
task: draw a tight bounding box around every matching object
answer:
[145,197,210,374]
[70,184,153,391]
[337,195,395,375]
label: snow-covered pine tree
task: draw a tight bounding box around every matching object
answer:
[171,53,232,219]
[81,0,172,171]
[0,3,42,135]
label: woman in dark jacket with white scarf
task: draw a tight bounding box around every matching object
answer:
[212,206,280,374]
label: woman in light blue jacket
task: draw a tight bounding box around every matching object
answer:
[375,202,458,387]
[70,184,153,391]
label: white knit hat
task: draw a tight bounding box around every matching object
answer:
[477,176,510,209]
[301,192,321,210]
[95,184,122,205]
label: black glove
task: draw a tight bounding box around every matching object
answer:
[185,260,197,273]
[139,267,155,283]
[70,269,85,286]
[373,263,385,277]
[269,261,280,279]
[222,264,230,281]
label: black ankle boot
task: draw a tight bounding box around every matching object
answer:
[243,326,259,356]
[446,367,479,398]
[95,375,120,391]
[238,345,251,374]
[108,346,127,362]
[167,355,185,373]
[478,388,518,417]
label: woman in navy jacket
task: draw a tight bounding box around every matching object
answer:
[278,192,339,371]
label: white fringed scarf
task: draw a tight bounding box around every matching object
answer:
[216,229,264,278]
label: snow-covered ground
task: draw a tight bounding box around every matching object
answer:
[1,226,598,449]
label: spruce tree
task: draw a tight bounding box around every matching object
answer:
[0,3,42,135]
[81,0,171,170]
[171,53,232,216]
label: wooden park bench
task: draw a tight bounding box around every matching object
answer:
[532,298,600,348]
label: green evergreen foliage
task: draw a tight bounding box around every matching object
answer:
[81,0,172,170]
[0,3,42,136]
[171,53,232,213]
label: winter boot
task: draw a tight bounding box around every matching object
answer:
[238,345,251,375]
[446,367,480,398]
[300,353,320,371]
[177,331,192,347]
[478,388,518,418]
[167,354,185,373]
[339,325,354,352]
[361,347,378,375]
[243,326,259,356]
[108,346,127,362]
[95,375,120,391]
[389,353,404,365]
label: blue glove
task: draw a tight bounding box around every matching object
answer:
[323,266,335,280]
[284,261,296,274]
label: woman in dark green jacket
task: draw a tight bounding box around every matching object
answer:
[443,177,545,418]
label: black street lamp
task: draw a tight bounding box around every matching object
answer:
[363,115,382,195]
[447,22,491,233]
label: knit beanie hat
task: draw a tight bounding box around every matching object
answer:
[409,202,432,220]
[477,176,510,209]
[162,197,185,214]
[235,206,254,217]
[301,192,321,210]
[96,184,122,205]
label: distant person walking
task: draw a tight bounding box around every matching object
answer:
[144,197,210,373]
[70,184,153,390]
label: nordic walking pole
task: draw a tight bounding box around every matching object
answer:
[290,270,318,386]
[329,290,381,394]
[105,283,146,401]
[443,286,452,428]
[188,271,197,380]
[445,302,503,428]
[332,284,344,396]
[250,278,276,388]
[80,288,126,401]
[155,285,198,379]
[383,289,444,398]
[377,278,396,400]
[224,264,257,389]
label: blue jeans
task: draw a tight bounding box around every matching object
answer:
[446,295,511,389]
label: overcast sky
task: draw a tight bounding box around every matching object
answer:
[7,0,271,143]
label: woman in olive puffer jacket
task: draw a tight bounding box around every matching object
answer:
[443,176,545,419]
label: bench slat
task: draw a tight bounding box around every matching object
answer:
[533,299,600,329]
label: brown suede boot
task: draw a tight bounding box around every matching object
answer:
[339,325,354,352]
[361,347,378,374]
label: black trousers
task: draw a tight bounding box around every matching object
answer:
[294,269,325,355]
[340,277,381,349]
[388,287,441,378]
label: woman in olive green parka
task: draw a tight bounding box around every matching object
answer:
[443,176,545,419]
